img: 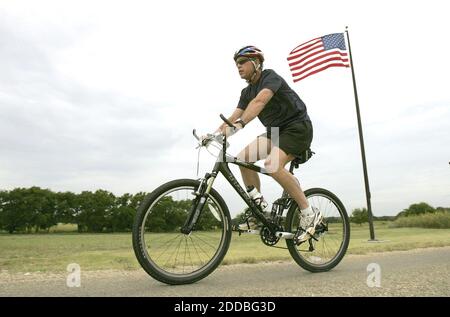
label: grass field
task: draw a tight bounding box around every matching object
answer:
[1,222,450,273]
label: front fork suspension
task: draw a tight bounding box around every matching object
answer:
[180,173,216,234]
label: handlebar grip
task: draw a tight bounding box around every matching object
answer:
[192,129,200,140]
[219,114,234,127]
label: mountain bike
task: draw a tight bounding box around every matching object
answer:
[132,114,350,285]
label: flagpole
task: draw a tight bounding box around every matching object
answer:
[345,26,376,241]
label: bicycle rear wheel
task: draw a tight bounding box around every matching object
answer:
[132,179,232,285]
[285,188,350,272]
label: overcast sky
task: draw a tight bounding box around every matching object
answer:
[1,0,449,217]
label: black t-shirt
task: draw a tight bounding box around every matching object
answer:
[237,69,310,128]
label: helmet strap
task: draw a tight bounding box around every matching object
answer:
[247,59,261,84]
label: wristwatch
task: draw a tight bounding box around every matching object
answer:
[234,119,246,129]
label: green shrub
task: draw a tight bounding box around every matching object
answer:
[390,211,450,229]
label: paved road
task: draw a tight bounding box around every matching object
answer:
[1,247,449,297]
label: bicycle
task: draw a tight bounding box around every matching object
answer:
[132,114,350,285]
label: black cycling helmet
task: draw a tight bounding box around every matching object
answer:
[233,46,265,63]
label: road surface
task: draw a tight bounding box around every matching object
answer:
[1,247,449,297]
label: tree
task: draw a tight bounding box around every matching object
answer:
[55,191,78,223]
[0,187,58,233]
[108,193,136,232]
[436,207,450,213]
[232,211,248,228]
[112,206,135,231]
[351,208,368,226]
[129,192,147,210]
[397,202,435,218]
[0,188,31,233]
[196,202,223,230]
[145,196,176,232]
[77,190,116,232]
[0,190,8,232]
[29,187,58,232]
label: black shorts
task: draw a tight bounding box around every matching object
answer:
[259,120,313,157]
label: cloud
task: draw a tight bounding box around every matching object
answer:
[0,15,177,192]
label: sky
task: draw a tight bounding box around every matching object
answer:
[1,0,449,217]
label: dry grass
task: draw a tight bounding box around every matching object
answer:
[1,222,449,273]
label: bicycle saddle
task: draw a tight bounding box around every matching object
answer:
[291,148,315,168]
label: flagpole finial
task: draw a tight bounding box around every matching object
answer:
[345,26,349,31]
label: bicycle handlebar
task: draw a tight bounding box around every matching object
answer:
[193,129,224,148]
[193,114,233,150]
[192,129,200,141]
[220,114,234,127]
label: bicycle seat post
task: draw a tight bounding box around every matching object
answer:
[289,161,295,174]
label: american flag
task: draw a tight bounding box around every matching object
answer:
[288,33,350,83]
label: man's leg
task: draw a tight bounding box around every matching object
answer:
[237,136,272,192]
[236,137,273,230]
[264,146,309,210]
[265,147,323,241]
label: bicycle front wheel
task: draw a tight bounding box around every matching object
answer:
[285,188,350,272]
[132,179,232,285]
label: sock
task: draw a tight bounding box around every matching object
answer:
[301,205,314,217]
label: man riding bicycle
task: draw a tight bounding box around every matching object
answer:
[216,45,322,242]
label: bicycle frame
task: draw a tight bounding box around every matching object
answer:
[182,132,293,236]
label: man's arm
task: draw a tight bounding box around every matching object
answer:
[216,88,273,135]
[240,88,274,125]
[228,108,244,122]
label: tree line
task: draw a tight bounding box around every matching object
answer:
[0,187,147,233]
[350,202,450,225]
[1,187,448,233]
[0,186,223,234]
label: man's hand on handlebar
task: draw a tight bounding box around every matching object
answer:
[215,122,242,137]
[215,114,245,137]
[214,122,228,135]
[201,113,244,144]
[198,131,223,147]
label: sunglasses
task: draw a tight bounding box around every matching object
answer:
[236,58,251,66]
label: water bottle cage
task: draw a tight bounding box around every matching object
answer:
[271,201,281,215]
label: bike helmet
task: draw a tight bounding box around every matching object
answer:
[233,46,265,63]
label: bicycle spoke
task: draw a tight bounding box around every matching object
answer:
[190,235,216,259]
[189,235,206,267]
[182,237,187,273]
[185,237,195,272]
[152,234,182,262]
[163,235,184,269]
[192,233,222,251]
